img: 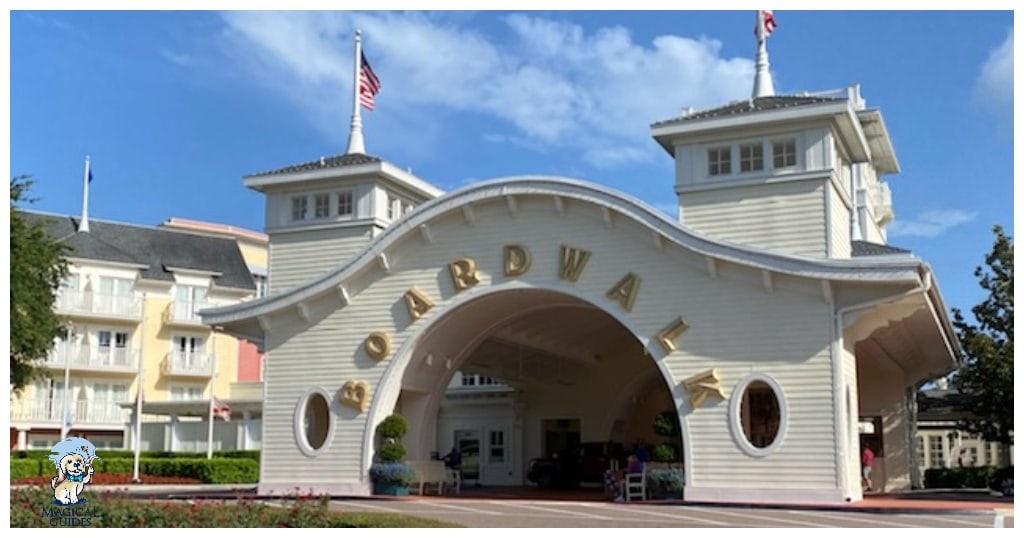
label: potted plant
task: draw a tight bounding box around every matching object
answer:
[369,462,416,495]
[645,468,685,499]
[370,414,414,495]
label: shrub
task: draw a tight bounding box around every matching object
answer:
[924,466,996,489]
[11,459,42,479]
[376,442,407,463]
[368,463,416,486]
[645,468,685,499]
[376,414,408,440]
[989,466,1013,496]
[652,444,677,463]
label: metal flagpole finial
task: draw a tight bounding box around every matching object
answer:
[346,28,366,155]
[752,10,775,99]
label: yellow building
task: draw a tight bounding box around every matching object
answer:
[9,211,267,451]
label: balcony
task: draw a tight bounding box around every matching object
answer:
[163,301,213,327]
[10,398,129,427]
[55,290,142,321]
[162,351,214,378]
[42,343,139,374]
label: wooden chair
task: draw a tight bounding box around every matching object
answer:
[623,464,646,502]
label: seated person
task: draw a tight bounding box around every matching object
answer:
[442,447,462,470]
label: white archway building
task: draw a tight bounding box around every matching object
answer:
[205,80,957,503]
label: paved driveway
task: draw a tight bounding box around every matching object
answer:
[326,498,1012,528]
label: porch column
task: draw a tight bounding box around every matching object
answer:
[239,411,251,450]
[166,414,179,452]
[17,429,28,451]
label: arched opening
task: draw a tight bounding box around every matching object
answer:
[384,287,679,494]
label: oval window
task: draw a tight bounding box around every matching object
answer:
[740,380,781,448]
[295,388,333,455]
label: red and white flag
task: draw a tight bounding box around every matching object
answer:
[212,397,231,422]
[359,51,381,111]
[755,10,777,38]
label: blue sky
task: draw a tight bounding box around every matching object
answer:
[7,9,1015,320]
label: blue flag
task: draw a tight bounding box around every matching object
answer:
[88,167,93,183]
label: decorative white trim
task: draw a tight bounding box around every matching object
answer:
[728,372,788,458]
[601,206,614,229]
[418,224,434,244]
[505,195,518,217]
[706,257,718,279]
[203,177,929,327]
[553,196,566,217]
[761,270,774,293]
[336,285,351,305]
[293,387,335,457]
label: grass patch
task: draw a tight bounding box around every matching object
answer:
[11,487,458,528]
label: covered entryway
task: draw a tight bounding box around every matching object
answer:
[393,288,678,488]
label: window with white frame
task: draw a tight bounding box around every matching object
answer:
[928,435,945,468]
[337,190,354,217]
[916,436,925,465]
[170,385,204,401]
[290,196,308,221]
[488,430,506,464]
[968,447,979,466]
[173,335,206,366]
[313,193,330,219]
[175,284,209,320]
[387,192,404,220]
[985,443,995,466]
[707,147,732,176]
[739,143,764,172]
[96,330,130,366]
[772,139,797,168]
[252,274,269,298]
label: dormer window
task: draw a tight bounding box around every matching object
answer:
[708,147,732,176]
[773,139,797,168]
[740,143,764,172]
[313,193,330,219]
[290,196,308,221]
[337,190,354,217]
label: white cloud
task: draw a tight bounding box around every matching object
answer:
[888,210,977,238]
[160,49,193,66]
[217,12,754,167]
[974,31,1012,114]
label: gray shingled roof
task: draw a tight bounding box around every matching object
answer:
[246,152,382,178]
[652,95,843,128]
[851,240,912,257]
[22,211,255,291]
[917,389,971,422]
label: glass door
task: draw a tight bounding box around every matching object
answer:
[453,429,481,485]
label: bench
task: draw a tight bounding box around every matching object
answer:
[406,460,450,495]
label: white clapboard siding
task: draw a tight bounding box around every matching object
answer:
[268,227,373,294]
[260,194,839,493]
[829,182,852,258]
[681,179,828,258]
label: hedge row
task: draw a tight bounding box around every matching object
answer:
[13,449,260,461]
[11,457,258,484]
[923,466,999,488]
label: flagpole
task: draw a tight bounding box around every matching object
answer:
[345,29,366,155]
[59,324,73,439]
[206,339,217,460]
[752,10,775,98]
[132,293,147,483]
[78,156,91,233]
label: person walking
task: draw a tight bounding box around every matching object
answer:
[861,446,875,492]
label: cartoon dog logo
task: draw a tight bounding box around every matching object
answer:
[48,437,99,505]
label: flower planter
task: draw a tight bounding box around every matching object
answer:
[372,482,410,496]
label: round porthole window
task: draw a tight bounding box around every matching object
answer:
[294,388,334,456]
[729,374,787,457]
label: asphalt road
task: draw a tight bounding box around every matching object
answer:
[324,497,1012,528]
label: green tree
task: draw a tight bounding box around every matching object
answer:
[951,225,1013,446]
[10,176,68,393]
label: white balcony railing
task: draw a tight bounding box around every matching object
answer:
[44,344,138,372]
[11,398,129,425]
[55,290,142,318]
[163,301,213,324]
[162,351,214,377]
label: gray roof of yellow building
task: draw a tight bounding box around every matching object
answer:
[21,210,256,290]
[652,95,843,128]
[246,152,382,178]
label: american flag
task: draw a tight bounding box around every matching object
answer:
[359,51,381,111]
[212,397,231,422]
[757,10,777,38]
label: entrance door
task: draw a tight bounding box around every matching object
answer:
[454,429,481,485]
[481,428,513,485]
